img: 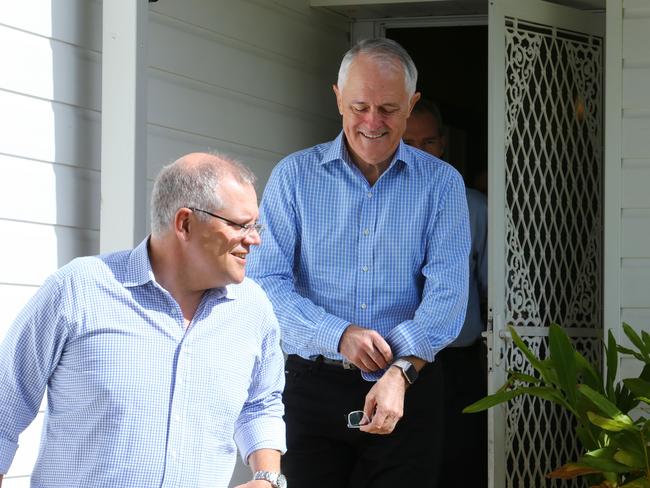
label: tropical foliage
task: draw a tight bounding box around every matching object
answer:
[464,323,650,487]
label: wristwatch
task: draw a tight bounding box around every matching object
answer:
[391,358,418,385]
[253,470,287,488]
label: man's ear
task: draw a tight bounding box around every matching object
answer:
[408,92,421,115]
[174,207,193,241]
[333,84,343,115]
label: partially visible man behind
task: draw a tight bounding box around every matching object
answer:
[249,39,470,487]
[404,99,488,488]
[0,153,286,488]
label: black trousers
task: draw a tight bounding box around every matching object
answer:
[282,355,444,488]
[437,342,488,488]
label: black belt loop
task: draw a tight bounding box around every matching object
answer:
[312,354,324,372]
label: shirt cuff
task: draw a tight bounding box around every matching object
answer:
[313,314,351,355]
[0,437,18,474]
[234,417,286,464]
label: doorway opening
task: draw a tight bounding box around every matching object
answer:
[388,25,488,194]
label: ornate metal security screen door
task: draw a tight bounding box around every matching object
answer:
[487,1,604,487]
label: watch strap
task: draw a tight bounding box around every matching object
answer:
[253,470,287,488]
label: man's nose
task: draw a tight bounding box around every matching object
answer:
[243,228,262,246]
[362,108,383,127]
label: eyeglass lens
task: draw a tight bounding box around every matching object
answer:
[347,410,369,428]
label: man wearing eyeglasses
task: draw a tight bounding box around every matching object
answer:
[0,153,287,488]
[248,39,470,487]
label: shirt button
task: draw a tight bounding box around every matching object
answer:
[367,192,373,198]
[171,450,178,458]
[362,228,370,236]
[361,265,369,272]
[360,303,367,310]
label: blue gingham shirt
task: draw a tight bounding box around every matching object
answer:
[248,132,470,379]
[451,188,488,347]
[0,238,286,488]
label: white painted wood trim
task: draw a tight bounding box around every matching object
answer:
[604,0,623,345]
[487,3,508,486]
[100,0,148,252]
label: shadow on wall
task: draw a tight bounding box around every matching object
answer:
[52,0,102,266]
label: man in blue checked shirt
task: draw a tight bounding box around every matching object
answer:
[248,38,471,488]
[0,153,287,488]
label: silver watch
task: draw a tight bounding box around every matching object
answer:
[253,470,287,488]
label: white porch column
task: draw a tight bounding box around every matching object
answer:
[100,0,148,252]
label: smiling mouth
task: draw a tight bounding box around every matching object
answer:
[231,252,247,260]
[360,130,388,139]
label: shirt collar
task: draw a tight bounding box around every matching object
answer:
[123,237,156,288]
[123,237,239,300]
[321,131,415,170]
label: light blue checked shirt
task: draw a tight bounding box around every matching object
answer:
[248,132,470,380]
[451,188,488,347]
[0,238,286,488]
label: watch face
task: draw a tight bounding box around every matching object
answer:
[393,359,418,384]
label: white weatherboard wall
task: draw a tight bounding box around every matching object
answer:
[609,0,650,384]
[145,0,348,229]
[0,0,102,486]
[0,0,348,486]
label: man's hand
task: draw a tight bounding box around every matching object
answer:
[339,324,393,372]
[359,365,407,434]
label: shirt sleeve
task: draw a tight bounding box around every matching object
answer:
[233,296,287,463]
[0,274,71,474]
[383,169,471,365]
[474,192,489,301]
[248,161,350,356]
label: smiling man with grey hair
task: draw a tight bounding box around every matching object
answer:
[249,38,471,487]
[0,153,287,488]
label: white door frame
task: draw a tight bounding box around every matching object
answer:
[100,0,149,252]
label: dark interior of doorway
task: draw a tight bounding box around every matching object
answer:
[388,26,488,194]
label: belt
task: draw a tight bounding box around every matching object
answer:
[289,354,359,370]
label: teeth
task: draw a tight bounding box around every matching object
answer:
[361,132,385,139]
[232,253,246,259]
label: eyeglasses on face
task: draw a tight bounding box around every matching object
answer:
[187,207,263,236]
[347,410,370,429]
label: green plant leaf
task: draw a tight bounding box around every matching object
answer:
[618,346,648,363]
[624,378,650,399]
[580,448,632,474]
[462,386,563,413]
[623,323,649,361]
[578,384,623,418]
[613,449,645,469]
[587,411,635,432]
[549,323,578,406]
[575,350,603,392]
[507,371,542,385]
[621,477,650,488]
[546,463,602,479]
[610,430,647,459]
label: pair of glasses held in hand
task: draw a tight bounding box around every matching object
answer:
[347,410,371,428]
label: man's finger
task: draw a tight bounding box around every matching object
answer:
[371,335,393,363]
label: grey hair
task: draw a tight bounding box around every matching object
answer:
[150,152,256,235]
[337,38,418,96]
[411,98,445,135]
